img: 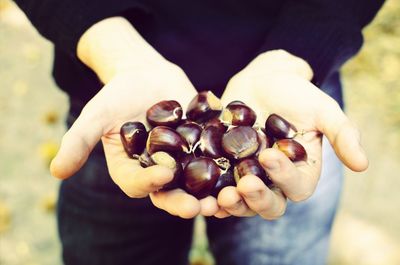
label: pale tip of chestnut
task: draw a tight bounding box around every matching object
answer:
[150,151,178,170]
[221,101,257,127]
[186,91,223,123]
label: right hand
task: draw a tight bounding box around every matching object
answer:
[50,17,220,218]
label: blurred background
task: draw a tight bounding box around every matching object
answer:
[0,0,399,264]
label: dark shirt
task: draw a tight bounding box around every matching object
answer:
[14,0,384,111]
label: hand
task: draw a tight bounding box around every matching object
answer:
[50,17,219,218]
[216,50,368,219]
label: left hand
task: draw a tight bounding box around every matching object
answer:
[215,50,368,219]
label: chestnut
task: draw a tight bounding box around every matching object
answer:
[146,100,183,127]
[222,101,257,126]
[183,157,221,199]
[234,158,272,187]
[265,113,297,139]
[120,122,148,158]
[273,139,307,162]
[150,151,183,190]
[222,126,259,160]
[186,91,223,123]
[179,153,196,169]
[199,125,225,159]
[146,126,189,155]
[211,170,235,197]
[176,121,202,152]
[203,117,227,133]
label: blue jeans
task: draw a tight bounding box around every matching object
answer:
[58,74,344,265]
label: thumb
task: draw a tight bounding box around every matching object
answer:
[317,101,368,172]
[50,103,105,179]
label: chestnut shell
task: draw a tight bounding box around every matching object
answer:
[234,158,272,187]
[186,91,223,123]
[176,121,202,151]
[146,100,183,128]
[199,125,225,159]
[120,122,148,158]
[265,113,297,139]
[211,170,236,197]
[183,157,221,199]
[273,139,307,162]
[222,126,260,160]
[222,101,257,126]
[146,126,189,155]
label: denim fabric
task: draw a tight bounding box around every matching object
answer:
[206,138,343,265]
[58,74,343,265]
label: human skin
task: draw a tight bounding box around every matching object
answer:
[217,50,368,219]
[50,17,368,220]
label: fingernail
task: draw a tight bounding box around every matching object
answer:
[244,191,260,200]
[264,161,280,171]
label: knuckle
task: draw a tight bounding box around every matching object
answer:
[290,189,313,202]
[262,206,286,220]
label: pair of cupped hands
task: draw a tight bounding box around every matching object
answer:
[50,17,368,220]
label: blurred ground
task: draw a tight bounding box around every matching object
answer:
[0,0,399,264]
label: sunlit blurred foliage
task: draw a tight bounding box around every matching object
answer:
[343,0,400,128]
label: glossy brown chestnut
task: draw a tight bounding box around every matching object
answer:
[204,117,227,133]
[183,157,221,199]
[179,153,196,169]
[150,151,183,190]
[199,125,225,159]
[234,158,272,187]
[146,100,183,128]
[186,91,223,123]
[176,121,202,152]
[222,126,259,160]
[120,122,148,158]
[222,101,257,126]
[265,113,297,139]
[273,139,307,162]
[146,126,189,155]
[211,170,235,197]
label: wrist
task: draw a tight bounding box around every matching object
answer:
[77,17,165,83]
[249,50,314,81]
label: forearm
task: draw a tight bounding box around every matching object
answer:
[77,17,165,84]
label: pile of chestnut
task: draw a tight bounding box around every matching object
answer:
[120,91,307,199]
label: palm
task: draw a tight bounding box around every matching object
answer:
[222,73,328,200]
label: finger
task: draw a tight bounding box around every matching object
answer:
[214,208,231,219]
[317,100,368,172]
[199,196,219,216]
[150,189,201,219]
[259,148,319,202]
[50,100,106,179]
[217,186,256,217]
[237,175,287,219]
[102,137,174,197]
